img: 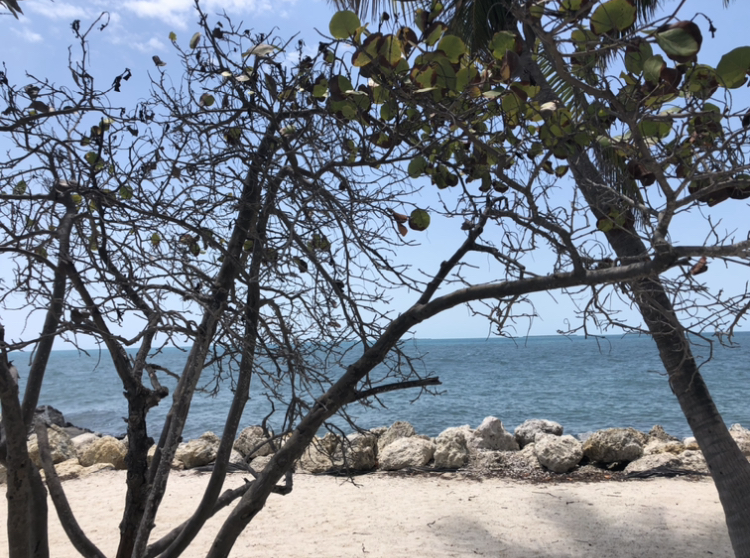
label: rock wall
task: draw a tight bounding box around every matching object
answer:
[5,407,750,484]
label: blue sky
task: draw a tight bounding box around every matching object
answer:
[2,0,749,345]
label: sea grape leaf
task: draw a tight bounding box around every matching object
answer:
[655,23,702,63]
[590,0,636,35]
[408,208,430,231]
[329,10,361,39]
[716,46,750,89]
[408,156,428,178]
[643,55,665,84]
[437,35,467,64]
[625,40,653,75]
[489,31,517,61]
[189,32,201,49]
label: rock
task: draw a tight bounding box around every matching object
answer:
[514,419,563,448]
[298,434,341,473]
[296,432,377,473]
[683,436,700,450]
[648,425,679,442]
[34,405,68,428]
[336,433,377,471]
[644,439,685,455]
[468,448,542,475]
[72,433,100,458]
[729,424,750,456]
[377,421,416,454]
[624,450,708,474]
[52,458,85,481]
[27,424,76,468]
[369,426,388,438]
[468,417,519,452]
[582,427,647,464]
[229,449,247,467]
[79,436,127,469]
[249,455,273,471]
[233,426,274,459]
[433,426,472,469]
[175,432,220,469]
[379,437,435,471]
[146,445,182,469]
[534,434,583,473]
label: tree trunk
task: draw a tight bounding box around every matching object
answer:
[569,153,750,558]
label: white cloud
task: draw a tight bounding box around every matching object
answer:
[132,36,167,53]
[12,27,44,43]
[123,0,297,28]
[26,1,91,20]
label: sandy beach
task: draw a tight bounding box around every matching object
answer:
[0,470,733,557]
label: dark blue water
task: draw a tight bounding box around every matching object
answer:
[11,333,750,440]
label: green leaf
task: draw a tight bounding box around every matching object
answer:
[590,0,636,35]
[169,31,177,42]
[199,93,215,107]
[425,22,448,46]
[643,55,665,84]
[189,32,201,49]
[119,185,133,200]
[408,208,430,231]
[379,34,402,67]
[408,156,428,178]
[625,40,653,75]
[638,118,671,139]
[329,10,361,39]
[437,35,466,64]
[489,31,517,61]
[85,152,105,171]
[13,180,27,195]
[655,24,701,62]
[716,46,750,89]
[151,233,161,247]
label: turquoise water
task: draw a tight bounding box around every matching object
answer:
[12,333,750,440]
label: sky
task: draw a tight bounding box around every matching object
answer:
[1,0,749,346]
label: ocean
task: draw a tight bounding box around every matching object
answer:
[11,332,750,441]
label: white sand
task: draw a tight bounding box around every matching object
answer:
[0,471,733,557]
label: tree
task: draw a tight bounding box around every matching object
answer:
[327,0,750,555]
[1,3,749,558]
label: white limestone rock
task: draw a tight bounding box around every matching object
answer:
[468,417,519,452]
[379,437,435,471]
[683,436,700,450]
[79,436,127,469]
[624,450,708,474]
[648,425,680,442]
[534,434,583,473]
[514,419,563,448]
[298,433,340,473]
[249,455,273,472]
[233,426,274,459]
[729,424,750,457]
[433,426,471,469]
[582,427,647,464]
[27,424,76,468]
[175,432,220,469]
[336,433,378,471]
[377,421,416,454]
[644,439,685,455]
[71,433,100,458]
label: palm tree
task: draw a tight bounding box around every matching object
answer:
[328,1,750,556]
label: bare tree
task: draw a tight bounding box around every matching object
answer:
[1,3,749,558]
